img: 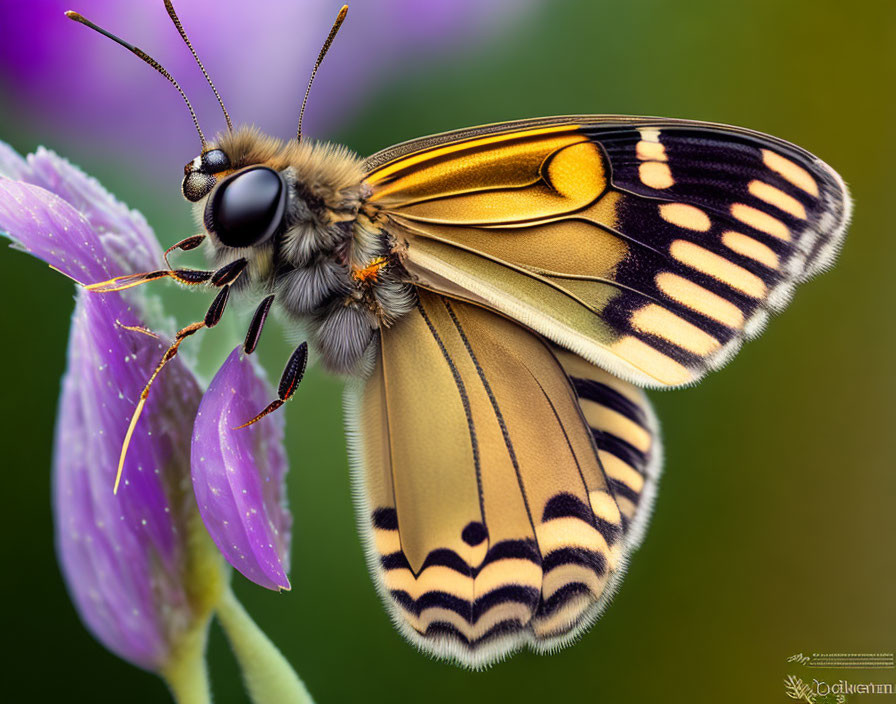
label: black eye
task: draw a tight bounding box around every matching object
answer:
[206,167,286,248]
[183,172,216,202]
[201,149,230,173]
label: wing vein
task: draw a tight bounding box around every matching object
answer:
[442,299,542,560]
[415,300,486,530]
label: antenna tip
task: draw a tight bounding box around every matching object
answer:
[338,5,348,18]
[64,10,82,20]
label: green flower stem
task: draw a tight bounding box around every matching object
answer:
[216,587,314,704]
[160,503,225,704]
[161,623,213,704]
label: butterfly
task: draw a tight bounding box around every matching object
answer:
[68,3,851,667]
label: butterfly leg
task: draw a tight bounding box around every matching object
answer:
[82,246,246,292]
[243,294,276,355]
[115,321,162,339]
[235,341,308,430]
[112,284,232,493]
[164,234,206,268]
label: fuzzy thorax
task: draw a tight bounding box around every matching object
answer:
[189,126,414,374]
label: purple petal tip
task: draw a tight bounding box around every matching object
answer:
[192,347,292,591]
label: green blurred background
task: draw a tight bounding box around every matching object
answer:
[1,0,894,702]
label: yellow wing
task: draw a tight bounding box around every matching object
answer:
[345,290,661,666]
[364,116,851,387]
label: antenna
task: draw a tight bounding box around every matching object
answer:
[163,0,233,133]
[297,5,349,142]
[65,10,207,146]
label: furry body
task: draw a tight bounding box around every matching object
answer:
[189,127,415,372]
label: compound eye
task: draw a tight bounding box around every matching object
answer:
[183,171,216,202]
[201,149,230,173]
[182,149,232,202]
[205,167,286,248]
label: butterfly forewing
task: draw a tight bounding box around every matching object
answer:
[346,290,661,666]
[365,117,851,387]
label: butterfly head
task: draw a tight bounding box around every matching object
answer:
[179,126,364,293]
[66,3,351,261]
[184,136,287,252]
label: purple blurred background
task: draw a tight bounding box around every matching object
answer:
[0,0,536,177]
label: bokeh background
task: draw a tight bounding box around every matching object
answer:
[1,0,894,702]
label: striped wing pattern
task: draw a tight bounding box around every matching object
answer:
[553,346,662,542]
[365,117,851,387]
[346,290,661,666]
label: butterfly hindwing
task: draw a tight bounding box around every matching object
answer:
[345,290,661,666]
[365,117,851,387]
[552,345,662,544]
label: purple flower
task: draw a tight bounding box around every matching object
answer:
[0,142,292,680]
[192,347,292,591]
[0,0,540,175]
[54,292,215,671]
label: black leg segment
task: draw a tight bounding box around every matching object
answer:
[243,294,276,355]
[235,342,308,429]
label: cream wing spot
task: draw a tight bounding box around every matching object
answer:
[748,180,807,219]
[637,128,662,146]
[636,141,667,161]
[373,526,401,554]
[535,517,608,554]
[670,240,767,298]
[639,162,674,189]
[383,566,473,601]
[588,489,623,526]
[635,129,667,161]
[611,336,692,385]
[531,593,593,639]
[655,272,745,328]
[614,496,637,522]
[721,231,780,269]
[631,304,721,355]
[659,203,711,232]
[475,559,542,595]
[731,203,790,240]
[761,149,819,196]
[541,563,606,601]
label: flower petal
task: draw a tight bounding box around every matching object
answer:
[54,291,206,670]
[3,139,225,673]
[0,140,162,273]
[0,141,31,180]
[0,179,114,282]
[192,347,291,591]
[24,147,161,272]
